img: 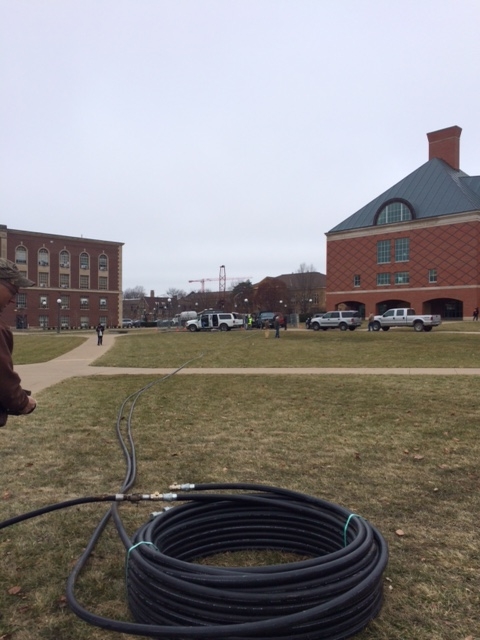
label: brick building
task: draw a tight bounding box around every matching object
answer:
[325,126,480,319]
[0,225,123,329]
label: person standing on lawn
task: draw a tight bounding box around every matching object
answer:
[0,258,37,427]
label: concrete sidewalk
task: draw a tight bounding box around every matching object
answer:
[16,332,480,396]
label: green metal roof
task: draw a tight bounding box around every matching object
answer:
[328,158,480,233]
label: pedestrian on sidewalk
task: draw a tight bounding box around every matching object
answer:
[0,258,37,427]
[274,315,281,338]
[96,323,104,345]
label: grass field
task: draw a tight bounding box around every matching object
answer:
[2,329,479,639]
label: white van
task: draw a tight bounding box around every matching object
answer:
[186,311,243,332]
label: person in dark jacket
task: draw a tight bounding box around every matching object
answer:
[0,258,37,427]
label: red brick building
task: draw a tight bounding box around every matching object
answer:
[0,225,123,329]
[325,126,480,319]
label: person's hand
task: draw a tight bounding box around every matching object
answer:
[21,396,37,415]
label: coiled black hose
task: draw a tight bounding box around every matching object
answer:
[125,482,388,639]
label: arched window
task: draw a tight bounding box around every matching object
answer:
[38,247,49,266]
[80,252,90,270]
[15,246,27,264]
[99,254,108,271]
[59,250,70,268]
[376,201,413,225]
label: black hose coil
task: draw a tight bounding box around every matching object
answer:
[126,483,388,639]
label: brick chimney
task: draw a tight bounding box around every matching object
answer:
[427,125,462,170]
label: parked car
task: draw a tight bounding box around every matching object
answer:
[308,313,325,330]
[122,318,133,328]
[254,312,285,329]
[372,308,442,332]
[186,311,244,332]
[317,310,362,331]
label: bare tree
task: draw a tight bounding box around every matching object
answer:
[296,264,318,314]
[166,287,186,299]
[124,286,146,299]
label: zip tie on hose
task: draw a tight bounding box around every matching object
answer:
[125,541,159,586]
[343,512,363,547]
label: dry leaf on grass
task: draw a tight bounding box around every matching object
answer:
[395,529,405,537]
[7,585,22,595]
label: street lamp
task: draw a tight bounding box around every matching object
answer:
[41,300,47,330]
[56,298,62,334]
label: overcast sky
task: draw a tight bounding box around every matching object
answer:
[1,0,479,295]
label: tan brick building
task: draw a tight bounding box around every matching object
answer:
[0,225,123,329]
[326,126,480,319]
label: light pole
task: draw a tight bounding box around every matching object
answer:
[41,300,47,330]
[56,298,62,334]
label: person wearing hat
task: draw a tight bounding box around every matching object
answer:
[0,258,37,427]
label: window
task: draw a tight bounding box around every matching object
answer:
[377,201,412,225]
[99,297,107,308]
[376,273,391,286]
[39,296,48,309]
[60,315,70,329]
[99,276,108,290]
[16,293,27,308]
[80,316,90,329]
[395,271,409,285]
[377,240,391,264]
[353,275,361,287]
[15,246,27,264]
[59,250,70,268]
[80,297,89,310]
[99,315,107,326]
[80,252,90,270]
[60,295,70,309]
[428,269,437,283]
[395,238,409,262]
[39,315,48,329]
[38,272,49,287]
[99,254,108,271]
[38,248,49,266]
[80,275,89,289]
[60,273,70,288]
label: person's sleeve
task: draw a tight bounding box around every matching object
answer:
[0,328,29,414]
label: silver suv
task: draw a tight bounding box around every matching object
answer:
[318,310,362,331]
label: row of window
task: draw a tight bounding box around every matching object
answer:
[16,294,109,310]
[15,246,109,271]
[38,316,108,329]
[353,269,437,287]
[377,238,409,264]
[16,270,109,290]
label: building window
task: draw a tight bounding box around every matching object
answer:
[60,273,70,289]
[376,201,412,225]
[394,271,410,285]
[39,295,48,309]
[99,254,108,271]
[80,252,90,270]
[60,295,70,309]
[39,315,48,329]
[38,272,49,287]
[80,297,89,310]
[395,238,410,262]
[38,248,49,266]
[376,273,390,286]
[15,246,27,264]
[16,293,27,308]
[428,269,437,283]
[99,297,107,308]
[377,240,391,264]
[80,316,90,329]
[353,275,361,287]
[99,276,108,290]
[59,250,70,268]
[60,315,70,329]
[80,275,89,289]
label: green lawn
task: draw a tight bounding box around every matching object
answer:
[1,329,479,639]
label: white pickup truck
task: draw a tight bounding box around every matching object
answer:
[372,308,441,332]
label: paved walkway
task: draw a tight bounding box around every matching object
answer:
[16,331,480,396]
